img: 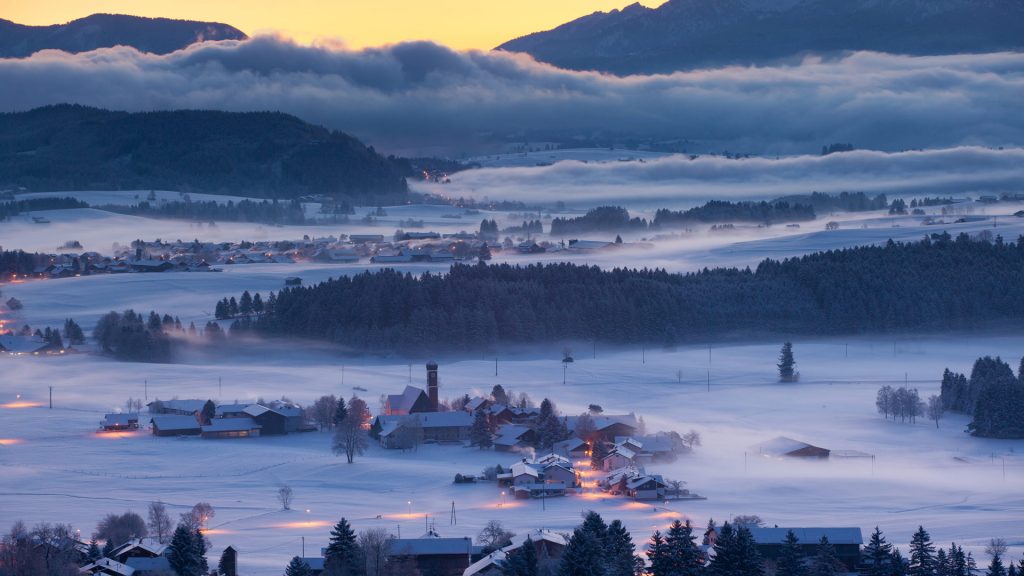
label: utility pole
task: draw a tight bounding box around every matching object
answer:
[707,370,710,393]
[408,364,412,383]
[218,376,222,398]
[49,386,53,409]
[642,345,645,364]
[563,363,567,386]
[495,358,498,377]
[342,365,345,387]
[301,536,305,558]
[144,379,148,402]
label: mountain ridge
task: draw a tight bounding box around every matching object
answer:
[497,0,1024,74]
[0,13,247,57]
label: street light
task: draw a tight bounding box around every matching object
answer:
[407,500,412,515]
[500,491,506,507]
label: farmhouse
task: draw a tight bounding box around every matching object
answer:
[754,436,831,459]
[492,424,536,452]
[748,527,863,571]
[552,437,589,459]
[149,415,201,436]
[498,455,579,498]
[565,414,638,441]
[242,403,302,435]
[384,386,432,416]
[386,534,482,576]
[148,399,208,416]
[100,413,139,431]
[201,417,262,439]
[0,334,63,356]
[371,411,473,448]
[80,558,135,575]
[463,529,568,576]
[624,474,668,500]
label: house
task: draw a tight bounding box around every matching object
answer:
[214,404,250,418]
[349,234,385,244]
[81,557,136,575]
[565,414,638,442]
[601,443,639,471]
[300,556,325,575]
[552,437,589,459]
[0,334,62,356]
[492,425,535,452]
[463,529,568,576]
[109,538,165,564]
[387,535,482,576]
[500,456,578,498]
[150,415,201,437]
[372,411,473,448]
[753,436,830,459]
[129,259,174,273]
[747,527,863,571]
[625,474,667,500]
[463,397,491,413]
[201,417,262,439]
[384,386,432,416]
[100,413,139,431]
[243,404,302,435]
[284,276,302,286]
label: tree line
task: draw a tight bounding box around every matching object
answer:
[213,233,1024,354]
[940,356,1024,438]
[0,197,88,221]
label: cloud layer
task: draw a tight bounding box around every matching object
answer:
[418,147,1024,206]
[1,37,1023,155]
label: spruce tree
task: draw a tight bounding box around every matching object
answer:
[334,397,348,427]
[192,528,208,575]
[778,342,796,381]
[558,528,603,576]
[648,531,670,576]
[579,511,608,549]
[813,536,839,576]
[503,537,539,576]
[987,556,1006,576]
[777,530,808,576]
[665,520,703,576]
[909,526,936,576]
[470,409,493,449]
[167,524,201,576]
[892,549,908,576]
[734,526,765,576]
[606,519,641,576]
[325,517,362,575]
[101,538,115,559]
[286,556,314,576]
[949,544,968,576]
[87,538,101,561]
[937,549,950,576]
[863,527,894,576]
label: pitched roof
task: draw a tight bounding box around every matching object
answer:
[81,557,135,575]
[493,424,532,446]
[753,436,828,457]
[626,474,666,490]
[202,417,262,433]
[102,413,138,426]
[156,399,207,413]
[747,527,864,546]
[150,415,200,431]
[553,437,588,453]
[387,386,428,413]
[110,538,164,558]
[124,556,171,572]
[565,414,638,433]
[214,404,250,416]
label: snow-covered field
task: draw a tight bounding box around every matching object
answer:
[2,196,1024,574]
[466,148,677,168]
[1,337,1022,574]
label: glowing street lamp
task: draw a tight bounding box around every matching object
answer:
[407,500,412,515]
[500,491,506,507]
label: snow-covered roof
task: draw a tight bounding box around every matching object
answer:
[553,437,587,453]
[626,474,666,490]
[387,537,479,556]
[155,399,207,413]
[465,397,489,411]
[463,550,507,576]
[387,386,428,413]
[102,413,138,426]
[753,436,828,457]
[110,538,165,558]
[124,556,171,572]
[510,460,542,479]
[607,445,637,460]
[202,417,261,433]
[81,557,135,575]
[150,415,200,431]
[243,404,271,417]
[564,414,638,433]
[463,529,569,576]
[415,411,472,428]
[493,424,531,446]
[747,527,863,546]
[0,335,51,354]
[214,404,250,416]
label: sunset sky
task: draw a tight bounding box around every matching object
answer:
[5,0,666,50]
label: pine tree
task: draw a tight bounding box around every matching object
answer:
[710,523,762,576]
[949,544,968,576]
[735,526,765,576]
[606,519,641,576]
[325,517,362,575]
[579,511,608,549]
[909,526,936,576]
[334,397,348,427]
[892,549,908,576]
[777,530,808,576]
[986,556,1006,576]
[101,538,115,559]
[937,549,950,576]
[590,440,609,470]
[167,524,201,576]
[87,538,102,561]
[470,409,493,449]
[862,527,894,576]
[648,531,670,576]
[559,528,603,576]
[813,536,839,576]
[286,556,314,576]
[778,342,796,381]
[193,528,208,575]
[665,520,703,576]
[503,537,539,576]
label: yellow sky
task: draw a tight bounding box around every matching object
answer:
[5,1,666,50]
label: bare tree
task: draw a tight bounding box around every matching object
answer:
[277,487,294,511]
[359,528,394,576]
[574,412,597,443]
[147,501,172,544]
[180,503,215,531]
[666,479,687,499]
[985,538,1008,560]
[333,395,370,464]
[927,395,945,428]
[731,515,764,528]
[311,395,338,431]
[95,512,147,547]
[681,429,702,450]
[125,397,143,415]
[477,520,514,551]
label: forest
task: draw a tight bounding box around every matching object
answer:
[0,249,53,280]
[940,356,1024,438]
[0,197,89,220]
[548,201,820,235]
[0,105,409,203]
[217,233,1024,353]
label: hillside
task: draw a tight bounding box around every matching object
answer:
[0,13,246,57]
[496,0,1024,74]
[0,105,409,202]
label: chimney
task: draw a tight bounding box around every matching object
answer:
[426,361,439,411]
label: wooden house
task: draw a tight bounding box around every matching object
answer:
[386,535,482,576]
[201,417,261,439]
[747,527,863,571]
[101,413,139,431]
[753,437,830,459]
[150,415,201,437]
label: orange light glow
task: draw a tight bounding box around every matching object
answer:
[95,431,141,439]
[617,501,651,510]
[1,401,43,409]
[382,513,426,520]
[274,520,331,529]
[481,501,525,510]
[200,529,234,535]
[579,492,616,500]
[653,511,685,520]
[0,438,23,445]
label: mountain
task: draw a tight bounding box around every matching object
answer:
[497,0,1024,74]
[0,105,409,202]
[0,13,246,57]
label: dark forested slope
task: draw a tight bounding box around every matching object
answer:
[0,105,409,202]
